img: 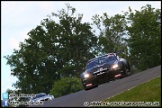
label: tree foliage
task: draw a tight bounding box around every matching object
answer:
[4,4,97,94]
[92,13,128,58]
[125,4,161,70]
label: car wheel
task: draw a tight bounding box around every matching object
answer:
[126,60,131,72]
[125,62,132,76]
[125,66,132,76]
[122,63,128,77]
[45,99,48,101]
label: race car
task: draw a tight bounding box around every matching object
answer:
[30,93,54,103]
[80,53,131,90]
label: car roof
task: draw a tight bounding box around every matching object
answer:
[33,93,46,97]
[87,53,117,64]
[32,93,47,99]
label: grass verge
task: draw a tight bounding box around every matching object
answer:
[91,77,161,107]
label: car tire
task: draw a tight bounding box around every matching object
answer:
[126,60,131,72]
[45,99,48,101]
[122,63,128,77]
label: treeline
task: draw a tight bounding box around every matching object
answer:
[4,4,161,98]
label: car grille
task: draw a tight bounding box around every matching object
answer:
[93,68,109,76]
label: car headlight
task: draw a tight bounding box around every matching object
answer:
[112,64,119,69]
[83,73,90,78]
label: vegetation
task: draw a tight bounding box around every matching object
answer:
[92,12,128,58]
[4,4,97,94]
[92,4,161,71]
[50,77,83,98]
[125,4,161,71]
[4,3,161,97]
[102,77,161,107]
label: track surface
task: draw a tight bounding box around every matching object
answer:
[30,65,161,107]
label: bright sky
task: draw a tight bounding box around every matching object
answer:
[1,1,161,99]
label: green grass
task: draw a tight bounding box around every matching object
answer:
[90,77,161,107]
[104,77,161,107]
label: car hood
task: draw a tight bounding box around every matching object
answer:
[84,60,116,74]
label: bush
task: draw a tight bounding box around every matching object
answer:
[50,76,83,98]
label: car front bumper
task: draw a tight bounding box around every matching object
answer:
[81,67,124,88]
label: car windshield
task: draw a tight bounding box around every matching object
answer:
[100,56,117,63]
[86,60,98,69]
[33,94,46,99]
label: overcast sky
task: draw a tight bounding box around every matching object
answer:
[1,1,161,99]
